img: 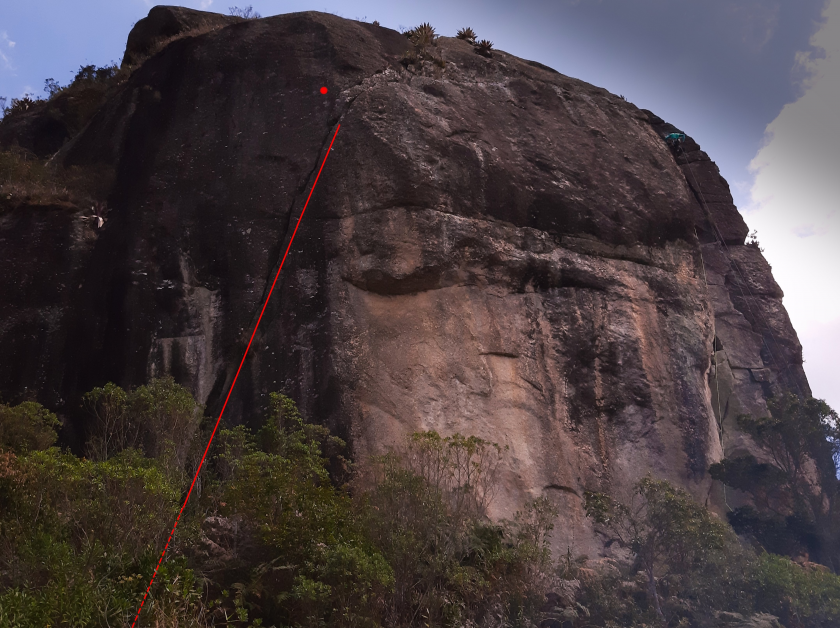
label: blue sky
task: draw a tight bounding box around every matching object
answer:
[1,0,838,408]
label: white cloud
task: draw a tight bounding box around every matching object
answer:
[746,0,840,408]
[725,0,781,53]
[0,32,14,70]
[200,0,214,8]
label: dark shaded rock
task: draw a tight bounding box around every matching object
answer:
[122,5,238,67]
[736,614,782,628]
[193,515,258,573]
[0,103,69,158]
[728,246,784,297]
[644,111,750,245]
[0,204,97,441]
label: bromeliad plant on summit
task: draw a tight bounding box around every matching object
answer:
[402,22,446,69]
[406,22,437,50]
[456,26,477,43]
[475,39,494,57]
[456,27,494,57]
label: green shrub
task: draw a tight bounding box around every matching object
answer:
[711,395,840,570]
[208,393,392,627]
[585,476,753,625]
[72,64,119,85]
[9,380,840,627]
[0,401,59,453]
[751,553,840,627]
[401,22,446,70]
[1,95,38,118]
[0,147,115,209]
[0,61,125,211]
[84,377,202,479]
[360,431,555,627]
[0,446,200,627]
[407,22,437,48]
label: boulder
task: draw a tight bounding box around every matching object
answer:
[0,7,812,557]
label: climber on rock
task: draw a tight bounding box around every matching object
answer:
[664,132,686,149]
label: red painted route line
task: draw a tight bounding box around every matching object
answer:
[130,123,341,628]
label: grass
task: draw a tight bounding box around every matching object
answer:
[125,17,242,70]
[0,148,114,211]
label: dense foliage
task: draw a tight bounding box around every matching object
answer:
[2,385,840,627]
[584,476,751,624]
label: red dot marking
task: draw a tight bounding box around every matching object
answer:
[320,86,328,94]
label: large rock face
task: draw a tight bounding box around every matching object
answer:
[0,8,810,555]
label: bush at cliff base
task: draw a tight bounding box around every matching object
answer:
[0,447,204,627]
[3,388,840,627]
[751,553,840,626]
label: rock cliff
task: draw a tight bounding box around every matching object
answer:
[0,7,810,555]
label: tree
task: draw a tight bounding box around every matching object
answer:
[228,5,261,19]
[83,382,133,461]
[213,393,392,627]
[0,401,59,454]
[710,394,840,570]
[84,377,202,477]
[43,78,61,97]
[360,431,555,627]
[585,476,744,625]
[131,376,203,472]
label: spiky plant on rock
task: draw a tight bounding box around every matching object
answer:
[409,22,437,50]
[475,39,494,57]
[402,22,446,69]
[456,27,477,43]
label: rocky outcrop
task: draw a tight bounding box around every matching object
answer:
[0,8,810,555]
[121,5,239,67]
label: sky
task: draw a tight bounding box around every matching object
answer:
[0,0,837,409]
